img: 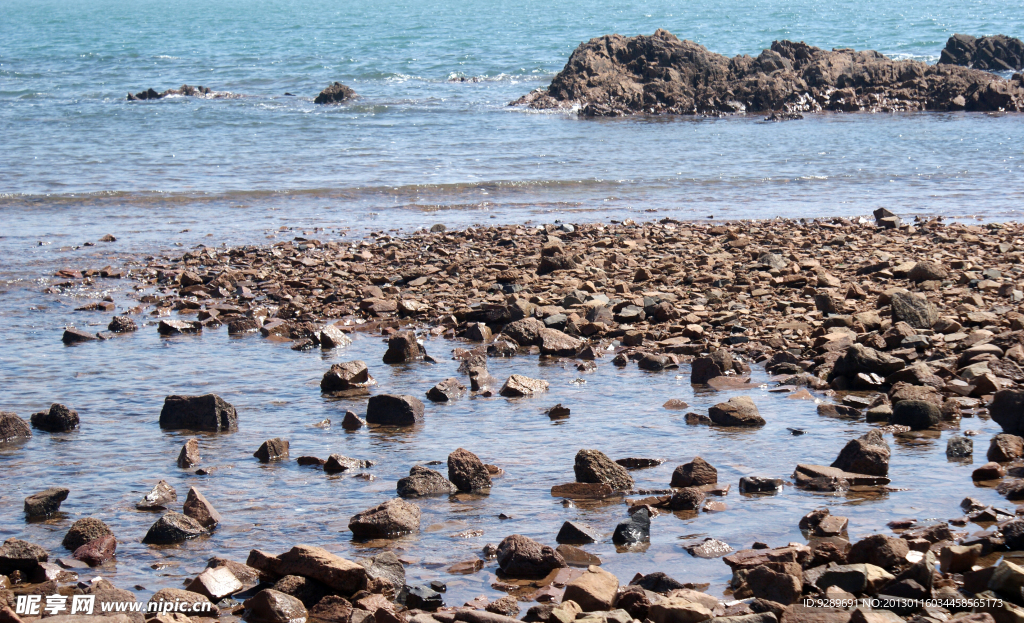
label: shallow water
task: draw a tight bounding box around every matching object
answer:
[0,275,1009,604]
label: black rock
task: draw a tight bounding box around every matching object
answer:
[314,82,357,105]
[366,394,425,426]
[402,585,443,611]
[890,400,941,430]
[555,521,600,545]
[31,403,80,432]
[159,394,238,432]
[612,508,650,546]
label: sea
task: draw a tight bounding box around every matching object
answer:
[1,0,1023,608]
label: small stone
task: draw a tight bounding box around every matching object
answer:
[574,449,634,490]
[24,487,69,517]
[496,534,567,578]
[183,487,222,528]
[397,465,458,498]
[556,521,600,545]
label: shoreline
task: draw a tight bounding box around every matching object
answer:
[3,212,1024,623]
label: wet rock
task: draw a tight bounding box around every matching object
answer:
[272,574,330,608]
[690,358,723,384]
[383,331,428,363]
[62,327,99,343]
[73,534,116,566]
[671,457,718,487]
[563,566,619,611]
[142,511,207,544]
[939,34,1024,71]
[990,389,1024,436]
[23,487,69,517]
[137,480,177,510]
[663,399,689,410]
[499,374,550,397]
[183,487,222,528]
[550,482,614,499]
[469,367,500,392]
[397,465,458,497]
[685,538,732,558]
[108,316,138,333]
[315,82,357,104]
[612,507,651,546]
[321,361,376,394]
[988,434,1024,462]
[342,411,366,430]
[244,589,308,623]
[629,571,687,594]
[448,448,492,492]
[847,534,909,571]
[318,324,352,350]
[324,454,372,473]
[669,487,705,511]
[228,317,260,334]
[427,378,466,402]
[972,462,1005,481]
[254,438,290,462]
[556,544,602,569]
[188,566,243,601]
[348,498,421,539]
[160,394,238,432]
[63,517,113,551]
[556,521,600,545]
[495,534,566,578]
[538,328,583,357]
[947,435,973,458]
[366,394,424,426]
[709,396,765,427]
[638,353,674,371]
[148,587,217,617]
[889,399,940,430]
[574,449,634,490]
[548,404,571,419]
[177,438,200,468]
[158,319,202,335]
[0,412,31,443]
[831,430,889,476]
[738,477,783,493]
[276,545,367,593]
[0,538,48,574]
[939,544,983,574]
[30,404,79,433]
[616,457,664,470]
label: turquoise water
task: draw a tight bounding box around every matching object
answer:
[1,0,1024,253]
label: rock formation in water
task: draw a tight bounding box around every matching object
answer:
[314,82,357,104]
[127,84,221,101]
[939,33,1024,72]
[511,29,1024,116]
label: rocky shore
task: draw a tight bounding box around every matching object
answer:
[511,30,1024,116]
[8,212,1024,622]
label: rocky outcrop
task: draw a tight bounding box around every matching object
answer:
[127,85,238,101]
[314,82,357,105]
[512,30,1024,116]
[939,34,1024,72]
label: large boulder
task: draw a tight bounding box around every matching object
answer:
[495,534,567,578]
[990,389,1024,436]
[500,318,546,346]
[382,331,428,363]
[846,534,909,571]
[142,511,207,544]
[831,430,890,476]
[939,34,1024,71]
[448,448,492,492]
[988,434,1024,463]
[397,465,458,497]
[537,328,583,357]
[0,412,31,443]
[513,30,1024,116]
[314,82,357,104]
[574,449,634,490]
[276,545,367,593]
[348,499,421,539]
[74,534,116,567]
[708,396,765,427]
[426,378,466,402]
[889,400,941,430]
[690,357,723,384]
[30,404,79,432]
[890,291,938,329]
[159,394,237,432]
[320,361,375,394]
[365,394,424,426]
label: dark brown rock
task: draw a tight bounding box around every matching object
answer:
[448,448,492,492]
[254,438,290,462]
[831,430,890,477]
[0,412,31,444]
[495,534,566,578]
[141,511,207,544]
[671,457,718,487]
[23,487,69,517]
[30,404,79,433]
[321,361,375,394]
[366,394,424,426]
[709,396,765,427]
[159,394,237,431]
[574,449,634,490]
[315,82,357,105]
[183,487,222,528]
[382,331,428,363]
[73,534,116,567]
[177,438,200,468]
[63,517,113,551]
[427,378,466,402]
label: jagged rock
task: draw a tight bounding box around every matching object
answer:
[448,448,492,492]
[360,551,406,592]
[833,344,906,378]
[62,327,99,343]
[177,438,200,468]
[342,411,366,430]
[496,534,566,578]
[939,34,1024,71]
[24,487,69,517]
[314,82,357,104]
[556,521,600,545]
[127,84,215,101]
[183,487,222,528]
[142,512,206,544]
[397,465,458,497]
[427,378,466,402]
[574,449,634,490]
[562,566,619,611]
[275,545,366,593]
[321,361,375,394]
[366,394,424,426]
[188,566,243,601]
[159,394,237,431]
[613,508,651,546]
[137,480,177,510]
[847,534,909,570]
[324,454,372,473]
[513,30,1024,115]
[831,430,890,476]
[254,438,290,462]
[988,434,1024,462]
[348,498,420,538]
[499,374,550,397]
[0,412,31,443]
[383,331,429,363]
[947,435,973,458]
[690,357,723,384]
[244,589,308,623]
[30,404,79,432]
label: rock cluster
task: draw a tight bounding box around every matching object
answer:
[512,29,1024,116]
[939,33,1024,72]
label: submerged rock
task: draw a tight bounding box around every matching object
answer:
[320,361,376,394]
[63,517,113,551]
[708,396,765,427]
[831,430,890,476]
[24,487,69,517]
[512,30,1024,116]
[612,508,651,546]
[366,394,424,426]
[30,403,79,433]
[127,85,218,101]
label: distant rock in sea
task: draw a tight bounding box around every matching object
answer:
[127,85,238,101]
[939,34,1024,72]
[511,29,1024,116]
[314,82,357,104]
